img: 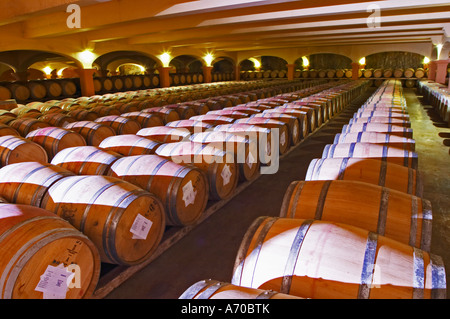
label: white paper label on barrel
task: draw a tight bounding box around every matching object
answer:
[221,164,232,186]
[35,264,74,299]
[130,213,153,240]
[182,180,197,207]
[280,131,286,146]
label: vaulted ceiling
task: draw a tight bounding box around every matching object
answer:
[1,0,449,65]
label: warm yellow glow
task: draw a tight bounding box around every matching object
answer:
[204,53,215,67]
[116,63,146,73]
[159,52,172,67]
[57,68,67,77]
[301,56,309,67]
[359,57,366,65]
[77,50,97,68]
[249,57,261,69]
[423,56,430,64]
[42,66,53,75]
[436,44,444,60]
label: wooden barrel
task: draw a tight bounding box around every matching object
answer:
[108,155,209,226]
[63,121,116,146]
[0,135,48,165]
[39,113,76,127]
[268,105,318,132]
[341,123,413,139]
[50,146,122,175]
[67,109,98,121]
[137,126,191,143]
[119,112,163,128]
[40,175,166,265]
[232,216,446,299]
[348,116,411,128]
[0,86,12,100]
[334,132,415,151]
[415,68,425,79]
[27,82,47,100]
[353,110,410,120]
[141,107,180,124]
[383,69,393,78]
[234,117,290,155]
[322,142,418,169]
[0,161,75,206]
[90,106,121,117]
[0,115,17,126]
[44,81,63,99]
[280,180,432,250]
[164,104,196,120]
[99,134,160,156]
[60,80,78,96]
[363,69,373,78]
[189,114,235,126]
[0,123,20,136]
[8,84,30,102]
[25,127,87,160]
[305,157,423,197]
[252,113,304,145]
[373,69,383,78]
[207,110,249,120]
[94,115,141,135]
[0,203,101,299]
[112,77,124,91]
[179,279,301,299]
[155,142,239,200]
[11,107,42,119]
[404,68,415,78]
[9,118,50,137]
[190,131,261,182]
[166,120,213,133]
[393,69,404,78]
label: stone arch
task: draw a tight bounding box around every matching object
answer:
[171,54,204,73]
[94,50,160,75]
[364,51,426,69]
[296,53,353,70]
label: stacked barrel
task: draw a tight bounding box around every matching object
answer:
[0,77,370,299]
[210,79,446,300]
[418,79,450,127]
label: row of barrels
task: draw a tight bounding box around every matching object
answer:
[417,79,450,127]
[297,68,426,80]
[0,80,79,102]
[0,78,344,299]
[180,79,447,300]
[241,70,288,80]
[178,80,378,300]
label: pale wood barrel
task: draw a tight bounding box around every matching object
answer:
[40,175,166,265]
[155,141,239,201]
[322,142,418,169]
[189,114,235,126]
[0,123,20,136]
[341,123,413,139]
[120,112,164,128]
[39,113,76,127]
[305,157,423,197]
[0,135,48,165]
[334,131,415,151]
[232,217,446,299]
[63,121,116,146]
[99,134,161,156]
[141,107,180,124]
[25,127,87,160]
[94,115,141,135]
[137,126,191,143]
[165,120,213,133]
[51,145,122,175]
[179,279,301,299]
[0,203,101,299]
[280,180,432,250]
[108,154,209,226]
[0,161,74,206]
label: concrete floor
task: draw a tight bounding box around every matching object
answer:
[103,87,450,299]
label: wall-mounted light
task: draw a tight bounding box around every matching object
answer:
[159,52,172,67]
[249,57,261,69]
[77,50,97,69]
[359,57,366,65]
[301,56,309,68]
[423,56,430,64]
[204,53,215,67]
[42,66,53,75]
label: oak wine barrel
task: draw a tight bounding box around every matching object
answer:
[108,155,209,226]
[51,146,122,175]
[280,180,432,250]
[232,216,446,299]
[99,134,160,156]
[9,118,50,137]
[94,115,141,135]
[40,175,166,265]
[63,121,116,146]
[0,135,48,165]
[334,132,415,151]
[137,126,191,143]
[179,279,301,299]
[305,157,423,197]
[0,203,101,299]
